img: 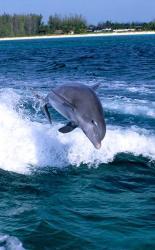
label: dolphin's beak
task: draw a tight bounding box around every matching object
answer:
[94,142,101,149]
[80,123,102,150]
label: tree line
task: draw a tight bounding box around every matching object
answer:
[0,14,42,37]
[0,13,155,37]
[0,14,87,37]
[94,20,155,31]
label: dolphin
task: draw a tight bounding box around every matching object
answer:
[42,83,106,149]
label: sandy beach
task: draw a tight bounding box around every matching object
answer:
[0,31,155,41]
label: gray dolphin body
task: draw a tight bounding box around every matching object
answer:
[42,83,106,149]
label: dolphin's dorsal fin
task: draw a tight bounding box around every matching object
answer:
[59,122,77,133]
[91,83,100,91]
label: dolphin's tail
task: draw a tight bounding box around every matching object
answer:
[32,90,52,124]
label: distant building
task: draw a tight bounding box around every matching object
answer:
[87,25,96,32]
[94,29,103,33]
[68,30,74,35]
[54,30,64,35]
[135,26,142,31]
[94,28,112,33]
[101,28,112,32]
[113,28,135,33]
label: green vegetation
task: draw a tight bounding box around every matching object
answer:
[0,13,87,37]
[0,13,155,38]
[48,14,87,34]
[95,20,155,31]
[0,14,42,37]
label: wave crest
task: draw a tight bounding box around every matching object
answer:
[0,89,154,174]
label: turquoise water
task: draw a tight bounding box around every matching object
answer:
[0,35,155,250]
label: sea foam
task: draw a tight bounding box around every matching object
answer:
[0,234,25,250]
[102,96,155,118]
[0,89,154,174]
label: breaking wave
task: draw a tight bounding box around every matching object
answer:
[102,96,155,118]
[0,89,154,174]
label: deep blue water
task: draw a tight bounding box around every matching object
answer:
[0,35,155,250]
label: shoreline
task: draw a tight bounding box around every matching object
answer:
[0,31,155,41]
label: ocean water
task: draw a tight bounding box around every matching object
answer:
[0,35,155,250]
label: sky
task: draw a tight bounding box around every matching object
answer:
[0,0,155,24]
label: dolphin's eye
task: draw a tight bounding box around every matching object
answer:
[92,120,98,126]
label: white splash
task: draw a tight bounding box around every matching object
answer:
[102,96,155,118]
[0,89,154,174]
[0,234,25,250]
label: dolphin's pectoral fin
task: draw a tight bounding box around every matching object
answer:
[91,83,100,91]
[42,104,52,124]
[59,122,78,133]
